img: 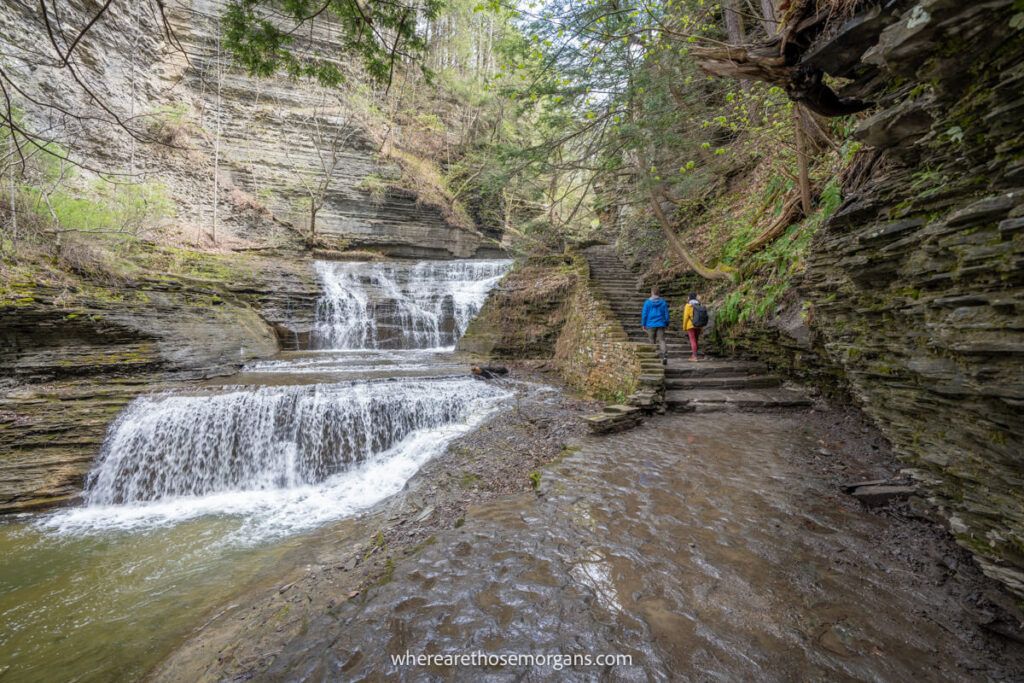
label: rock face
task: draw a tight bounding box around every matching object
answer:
[0,0,506,511]
[724,0,1024,596]
[0,253,319,512]
[458,257,578,358]
[0,0,500,257]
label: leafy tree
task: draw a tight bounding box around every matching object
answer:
[223,0,445,90]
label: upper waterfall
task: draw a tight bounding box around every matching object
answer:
[310,259,511,350]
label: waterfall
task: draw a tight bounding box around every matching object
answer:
[84,379,506,505]
[311,259,511,350]
[57,257,512,536]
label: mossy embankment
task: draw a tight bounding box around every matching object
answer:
[459,251,641,402]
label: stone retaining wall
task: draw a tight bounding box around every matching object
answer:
[553,256,643,402]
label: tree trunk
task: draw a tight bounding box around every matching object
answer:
[211,16,223,245]
[746,192,803,252]
[310,201,318,239]
[760,0,777,36]
[724,0,745,43]
[794,105,812,215]
[7,134,16,253]
[646,185,732,281]
[724,0,756,122]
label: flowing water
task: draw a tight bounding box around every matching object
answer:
[264,414,1023,681]
[311,259,509,350]
[0,258,512,682]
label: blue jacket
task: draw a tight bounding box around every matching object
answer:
[641,296,669,328]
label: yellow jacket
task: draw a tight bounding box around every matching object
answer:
[683,302,695,331]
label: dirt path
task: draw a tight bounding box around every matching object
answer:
[241,409,1024,681]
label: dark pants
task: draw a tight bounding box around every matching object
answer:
[647,326,667,359]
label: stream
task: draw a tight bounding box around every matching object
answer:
[261,413,1023,681]
[0,258,512,682]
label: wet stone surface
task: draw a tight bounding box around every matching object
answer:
[263,412,1024,681]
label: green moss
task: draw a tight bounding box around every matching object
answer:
[377,557,396,586]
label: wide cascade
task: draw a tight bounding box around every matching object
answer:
[77,258,511,516]
[85,379,501,504]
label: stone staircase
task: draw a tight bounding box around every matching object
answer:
[583,246,810,414]
[584,247,692,358]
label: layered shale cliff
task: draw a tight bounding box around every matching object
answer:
[1,0,500,257]
[714,1,1024,596]
[0,249,323,511]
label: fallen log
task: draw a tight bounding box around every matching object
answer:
[471,365,509,379]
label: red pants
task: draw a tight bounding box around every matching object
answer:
[687,327,701,355]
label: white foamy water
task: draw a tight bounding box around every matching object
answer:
[311,259,511,350]
[43,379,508,540]
[242,349,460,375]
[43,258,512,539]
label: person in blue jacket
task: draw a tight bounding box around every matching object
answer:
[641,285,670,364]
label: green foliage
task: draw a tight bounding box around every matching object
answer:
[223,0,443,86]
[529,470,542,491]
[150,103,190,126]
[146,104,193,144]
[358,174,389,203]
[22,181,174,235]
[713,177,844,328]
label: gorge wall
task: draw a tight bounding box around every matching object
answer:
[1,0,501,257]
[0,0,505,511]
[712,0,1024,596]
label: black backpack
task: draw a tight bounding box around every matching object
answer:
[691,302,709,328]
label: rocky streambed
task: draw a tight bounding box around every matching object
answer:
[0,364,594,682]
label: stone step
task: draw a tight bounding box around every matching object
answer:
[625,327,686,335]
[629,337,701,346]
[665,388,811,412]
[665,374,782,390]
[664,360,768,377]
[626,333,690,343]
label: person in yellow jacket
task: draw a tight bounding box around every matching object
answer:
[682,292,704,362]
